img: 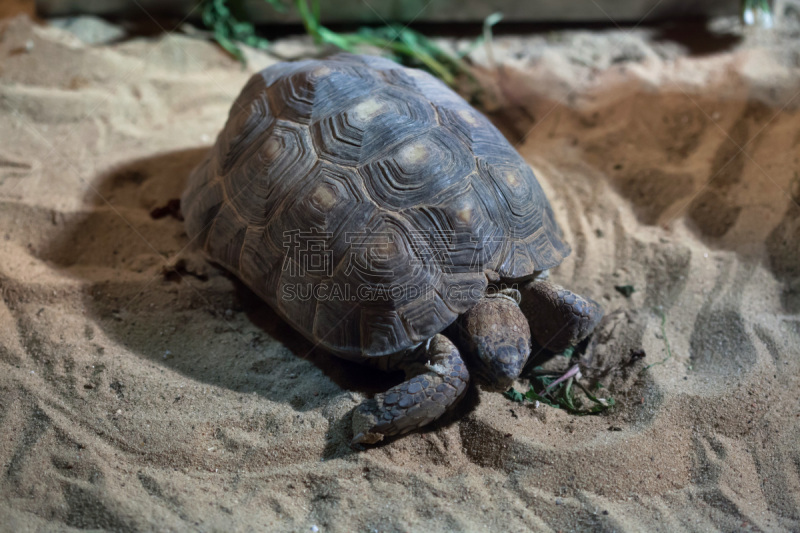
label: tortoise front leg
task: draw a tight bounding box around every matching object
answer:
[519,279,603,352]
[351,334,469,446]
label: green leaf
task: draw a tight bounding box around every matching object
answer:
[514,367,616,415]
[504,388,525,403]
[201,0,277,64]
[574,380,615,412]
[214,32,246,63]
[293,0,475,87]
[524,388,560,409]
[457,11,503,60]
[562,378,579,411]
[484,12,504,28]
[615,285,635,297]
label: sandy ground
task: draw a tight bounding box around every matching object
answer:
[1,11,799,533]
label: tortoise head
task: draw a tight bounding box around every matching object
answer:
[458,289,532,391]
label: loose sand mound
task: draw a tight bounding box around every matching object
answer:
[1,14,799,532]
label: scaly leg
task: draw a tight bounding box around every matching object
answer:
[519,279,604,352]
[351,334,469,446]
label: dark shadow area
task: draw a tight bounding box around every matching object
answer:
[651,19,742,56]
[766,200,800,314]
[40,147,475,455]
[234,275,406,396]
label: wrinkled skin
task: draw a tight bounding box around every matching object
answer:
[519,279,604,352]
[351,281,603,447]
[458,290,531,392]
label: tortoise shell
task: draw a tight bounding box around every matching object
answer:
[181,53,570,359]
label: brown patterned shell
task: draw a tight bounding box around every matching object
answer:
[181,53,570,359]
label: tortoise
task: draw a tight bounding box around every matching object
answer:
[181,53,603,445]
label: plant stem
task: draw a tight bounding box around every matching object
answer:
[644,308,673,370]
[544,364,581,394]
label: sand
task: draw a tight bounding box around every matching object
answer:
[1,10,799,533]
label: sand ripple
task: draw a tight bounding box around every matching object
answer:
[1,14,799,532]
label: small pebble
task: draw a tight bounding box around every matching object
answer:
[310,526,319,533]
